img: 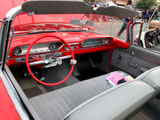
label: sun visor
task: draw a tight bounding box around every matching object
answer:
[22,0,93,14]
[95,6,138,19]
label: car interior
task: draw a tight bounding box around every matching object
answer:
[2,0,160,120]
[144,29,160,51]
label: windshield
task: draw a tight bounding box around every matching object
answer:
[12,14,94,34]
[12,13,128,41]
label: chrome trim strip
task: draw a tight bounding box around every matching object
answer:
[0,70,29,120]
[69,42,79,45]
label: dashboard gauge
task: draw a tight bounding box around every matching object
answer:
[48,43,58,51]
[81,38,110,47]
[103,38,110,44]
[12,47,22,56]
[12,42,60,56]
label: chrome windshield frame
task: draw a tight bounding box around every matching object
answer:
[0,6,30,120]
[0,6,23,69]
[5,6,23,20]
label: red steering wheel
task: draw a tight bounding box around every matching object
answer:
[26,35,75,86]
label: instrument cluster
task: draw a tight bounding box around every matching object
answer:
[12,42,60,56]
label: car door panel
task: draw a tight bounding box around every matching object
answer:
[111,45,160,77]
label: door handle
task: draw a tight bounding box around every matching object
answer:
[128,62,138,68]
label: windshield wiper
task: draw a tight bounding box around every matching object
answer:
[59,29,94,32]
[59,29,85,32]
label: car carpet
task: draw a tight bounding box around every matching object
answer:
[41,64,107,91]
[17,76,47,98]
[76,67,107,80]
[142,98,160,120]
[75,54,107,80]
[10,67,47,97]
[42,61,80,92]
[23,87,43,98]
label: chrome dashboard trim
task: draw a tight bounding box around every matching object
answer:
[12,42,61,56]
[69,42,80,45]
[12,42,79,57]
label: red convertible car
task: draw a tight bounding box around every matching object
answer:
[1,0,160,120]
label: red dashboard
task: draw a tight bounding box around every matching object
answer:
[7,32,129,67]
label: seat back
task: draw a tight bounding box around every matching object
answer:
[136,66,160,95]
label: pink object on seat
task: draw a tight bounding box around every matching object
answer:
[106,72,133,87]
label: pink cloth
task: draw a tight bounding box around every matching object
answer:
[107,72,129,86]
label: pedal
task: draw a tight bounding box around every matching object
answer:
[24,71,38,78]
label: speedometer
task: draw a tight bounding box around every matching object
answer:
[48,43,58,51]
[12,47,22,56]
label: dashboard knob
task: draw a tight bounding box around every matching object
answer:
[70,59,77,65]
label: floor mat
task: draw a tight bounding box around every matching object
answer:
[24,87,43,98]
[11,67,47,97]
[76,67,107,80]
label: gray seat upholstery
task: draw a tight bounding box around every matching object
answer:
[135,66,160,94]
[30,75,111,120]
[29,67,160,120]
[63,81,154,120]
[63,66,160,120]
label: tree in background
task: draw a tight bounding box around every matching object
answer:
[136,0,157,10]
[158,5,160,12]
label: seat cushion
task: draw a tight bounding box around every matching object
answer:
[29,75,111,120]
[64,81,154,120]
